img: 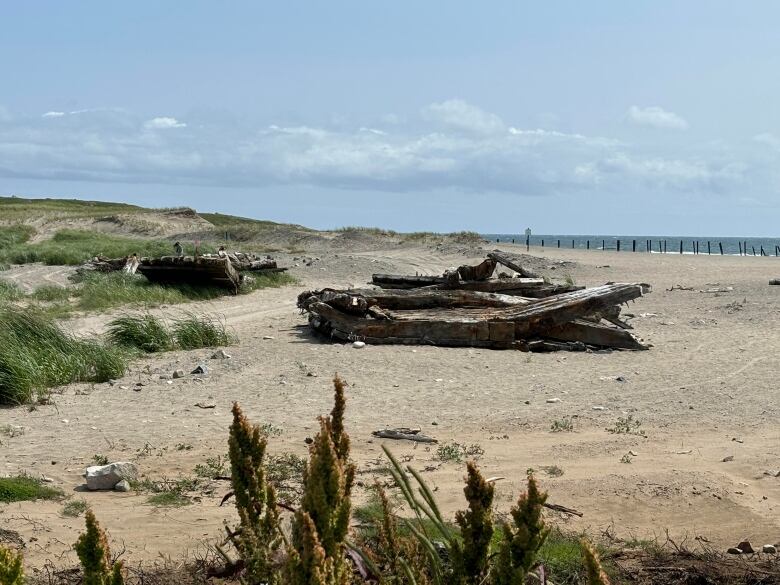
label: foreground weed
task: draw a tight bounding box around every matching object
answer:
[31,285,70,302]
[0,544,24,585]
[606,414,646,437]
[193,455,228,479]
[0,475,63,503]
[0,280,23,302]
[75,510,125,585]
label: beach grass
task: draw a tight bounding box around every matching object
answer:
[172,313,233,349]
[0,306,126,404]
[0,475,64,503]
[107,314,176,353]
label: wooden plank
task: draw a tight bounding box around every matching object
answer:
[545,319,648,350]
[487,251,540,278]
[372,273,455,289]
[298,288,532,311]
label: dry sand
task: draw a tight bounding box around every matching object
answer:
[2,242,779,569]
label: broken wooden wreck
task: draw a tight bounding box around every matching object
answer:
[137,256,241,293]
[298,252,651,351]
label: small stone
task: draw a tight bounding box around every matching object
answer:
[85,462,138,491]
[41,476,55,483]
[307,372,317,377]
[61,419,69,424]
[737,541,754,554]
[629,450,639,456]
[434,378,443,382]
[352,341,366,348]
[722,455,734,462]
[763,470,780,477]
[172,370,185,379]
[191,364,209,375]
[119,386,129,390]
[762,544,777,554]
[546,398,561,403]
[524,400,531,405]
[263,335,274,340]
[727,547,743,555]
[592,406,606,411]
[211,349,231,360]
[114,480,131,492]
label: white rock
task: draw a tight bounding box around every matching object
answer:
[592,406,606,411]
[546,398,561,403]
[763,544,777,554]
[114,479,131,492]
[263,335,275,340]
[85,462,138,491]
[352,341,366,348]
[211,349,231,360]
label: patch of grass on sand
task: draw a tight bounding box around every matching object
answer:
[62,499,89,517]
[0,475,63,503]
[31,285,70,302]
[172,313,233,349]
[147,492,191,507]
[0,306,126,404]
[239,271,296,293]
[536,528,617,584]
[0,225,35,249]
[0,196,142,221]
[107,314,175,353]
[0,280,24,302]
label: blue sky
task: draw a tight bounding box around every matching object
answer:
[2,1,780,235]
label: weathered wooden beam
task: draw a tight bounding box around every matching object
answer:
[487,251,540,278]
[545,319,648,350]
[456,258,497,281]
[298,288,532,311]
[372,273,456,288]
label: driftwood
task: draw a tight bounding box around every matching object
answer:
[487,251,540,278]
[301,283,646,350]
[372,273,458,289]
[371,428,438,443]
[456,257,497,281]
[770,279,780,286]
[138,256,241,293]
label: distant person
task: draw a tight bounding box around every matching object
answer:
[174,241,183,257]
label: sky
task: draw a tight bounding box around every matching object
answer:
[2,1,780,235]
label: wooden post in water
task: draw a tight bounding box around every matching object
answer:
[761,245,766,256]
[739,242,743,255]
[541,240,544,248]
[602,239,606,251]
[719,242,724,255]
[632,239,636,252]
[526,235,529,251]
[557,240,560,248]
[707,241,711,255]
[587,240,590,250]
[617,240,621,252]
[752,246,756,256]
[679,240,683,254]
[664,240,667,253]
[658,241,662,253]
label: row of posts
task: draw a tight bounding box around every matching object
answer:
[501,237,778,256]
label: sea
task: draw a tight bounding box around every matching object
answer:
[482,234,780,257]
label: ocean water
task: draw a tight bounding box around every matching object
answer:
[482,234,780,256]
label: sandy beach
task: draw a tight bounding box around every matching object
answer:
[2,242,779,569]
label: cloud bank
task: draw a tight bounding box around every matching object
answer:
[0,100,764,199]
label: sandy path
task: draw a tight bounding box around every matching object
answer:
[1,245,779,568]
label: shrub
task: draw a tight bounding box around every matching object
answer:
[0,307,126,404]
[74,510,125,585]
[0,545,24,585]
[63,499,90,518]
[0,225,35,250]
[172,313,233,349]
[0,280,23,302]
[221,403,281,582]
[107,315,174,353]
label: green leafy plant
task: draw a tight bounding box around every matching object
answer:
[0,475,63,503]
[436,442,485,463]
[63,499,90,518]
[606,415,645,437]
[74,510,125,585]
[550,417,575,433]
[0,544,24,585]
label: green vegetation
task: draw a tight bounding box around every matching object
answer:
[74,510,125,585]
[107,312,233,353]
[172,313,233,349]
[0,229,175,266]
[107,314,175,353]
[62,499,90,518]
[0,195,142,221]
[30,285,70,302]
[606,414,646,437]
[0,225,35,249]
[0,545,24,585]
[436,441,485,463]
[0,475,63,503]
[0,306,126,404]
[0,280,23,302]
[147,492,191,507]
[551,416,575,432]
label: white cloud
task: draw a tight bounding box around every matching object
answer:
[144,116,186,129]
[0,102,754,198]
[422,99,505,134]
[626,106,688,130]
[42,111,65,118]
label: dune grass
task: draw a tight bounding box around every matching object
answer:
[107,314,175,353]
[107,312,233,353]
[0,306,126,404]
[0,225,35,249]
[31,285,70,302]
[172,313,233,349]
[0,280,23,302]
[0,475,64,503]
[0,229,177,266]
[0,196,142,221]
